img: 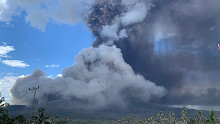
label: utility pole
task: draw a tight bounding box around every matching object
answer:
[28,86,39,124]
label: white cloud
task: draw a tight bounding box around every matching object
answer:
[6,72,16,76]
[0,0,13,22]
[0,0,83,31]
[56,74,62,77]
[0,44,15,58]
[2,60,30,68]
[45,64,59,68]
[47,75,53,78]
[0,42,30,68]
[0,76,18,102]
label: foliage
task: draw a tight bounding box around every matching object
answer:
[1,91,220,124]
[169,111,177,124]
[0,107,68,124]
[2,107,220,124]
[0,92,8,115]
[13,115,27,123]
[30,107,57,124]
[56,117,68,124]
[196,110,203,124]
[0,113,27,124]
[93,108,220,124]
[203,109,220,124]
[208,109,215,124]
[181,107,190,124]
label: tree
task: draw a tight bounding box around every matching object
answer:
[13,115,28,123]
[205,109,215,124]
[0,92,11,124]
[196,110,203,124]
[181,107,190,124]
[0,92,8,115]
[31,108,57,124]
[169,111,177,124]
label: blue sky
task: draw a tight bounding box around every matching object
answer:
[0,14,93,79]
[0,1,94,101]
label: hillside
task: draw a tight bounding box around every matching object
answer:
[7,100,219,121]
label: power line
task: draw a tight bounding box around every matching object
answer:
[28,86,39,124]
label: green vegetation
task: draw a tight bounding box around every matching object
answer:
[0,106,68,124]
[0,93,8,115]
[2,106,220,124]
[1,92,220,124]
[0,92,67,124]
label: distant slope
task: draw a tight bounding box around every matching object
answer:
[7,100,220,120]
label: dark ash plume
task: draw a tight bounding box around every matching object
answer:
[84,0,220,106]
[83,0,153,46]
[10,0,220,108]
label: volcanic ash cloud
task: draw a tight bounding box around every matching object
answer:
[10,45,166,109]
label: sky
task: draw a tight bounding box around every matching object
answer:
[1,0,220,111]
[0,7,93,102]
[0,0,168,109]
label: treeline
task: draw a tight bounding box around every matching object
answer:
[0,92,67,124]
[1,92,220,124]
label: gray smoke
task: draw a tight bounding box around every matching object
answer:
[10,45,166,109]
[10,0,220,107]
[84,0,220,106]
[82,0,153,46]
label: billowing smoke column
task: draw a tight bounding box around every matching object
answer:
[10,0,168,108]
[11,46,166,108]
[10,0,220,107]
[84,0,220,106]
[83,0,153,46]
